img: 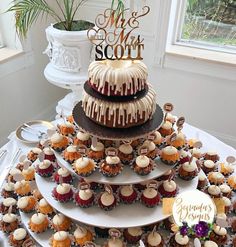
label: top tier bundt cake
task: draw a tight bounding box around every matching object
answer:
[88,60,148,96]
[81,59,157,129]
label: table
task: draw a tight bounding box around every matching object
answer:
[0,121,235,247]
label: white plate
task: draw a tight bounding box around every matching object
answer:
[35,173,198,228]
[16,120,54,144]
[55,152,176,185]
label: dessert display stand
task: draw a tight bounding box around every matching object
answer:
[1,120,236,247]
[18,104,198,245]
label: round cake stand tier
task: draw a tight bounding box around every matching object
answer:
[35,174,198,229]
[72,102,164,141]
[20,211,106,247]
[55,152,176,185]
[20,211,53,247]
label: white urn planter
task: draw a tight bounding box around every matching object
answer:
[44,24,93,116]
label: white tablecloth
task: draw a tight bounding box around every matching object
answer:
[0,122,235,246]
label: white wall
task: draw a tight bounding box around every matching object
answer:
[80,0,236,148]
[0,18,67,146]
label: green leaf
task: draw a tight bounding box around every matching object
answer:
[5,0,90,38]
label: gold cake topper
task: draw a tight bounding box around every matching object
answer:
[87,6,150,60]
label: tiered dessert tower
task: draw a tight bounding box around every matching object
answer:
[16,6,199,247]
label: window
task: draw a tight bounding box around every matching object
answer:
[174,0,236,54]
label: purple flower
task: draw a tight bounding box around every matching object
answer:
[180,222,189,236]
[194,221,210,238]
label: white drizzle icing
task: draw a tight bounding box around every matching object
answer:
[54,231,68,241]
[88,60,148,96]
[82,84,156,127]
[13,228,27,241]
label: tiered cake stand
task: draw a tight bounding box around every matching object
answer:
[18,101,198,246]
